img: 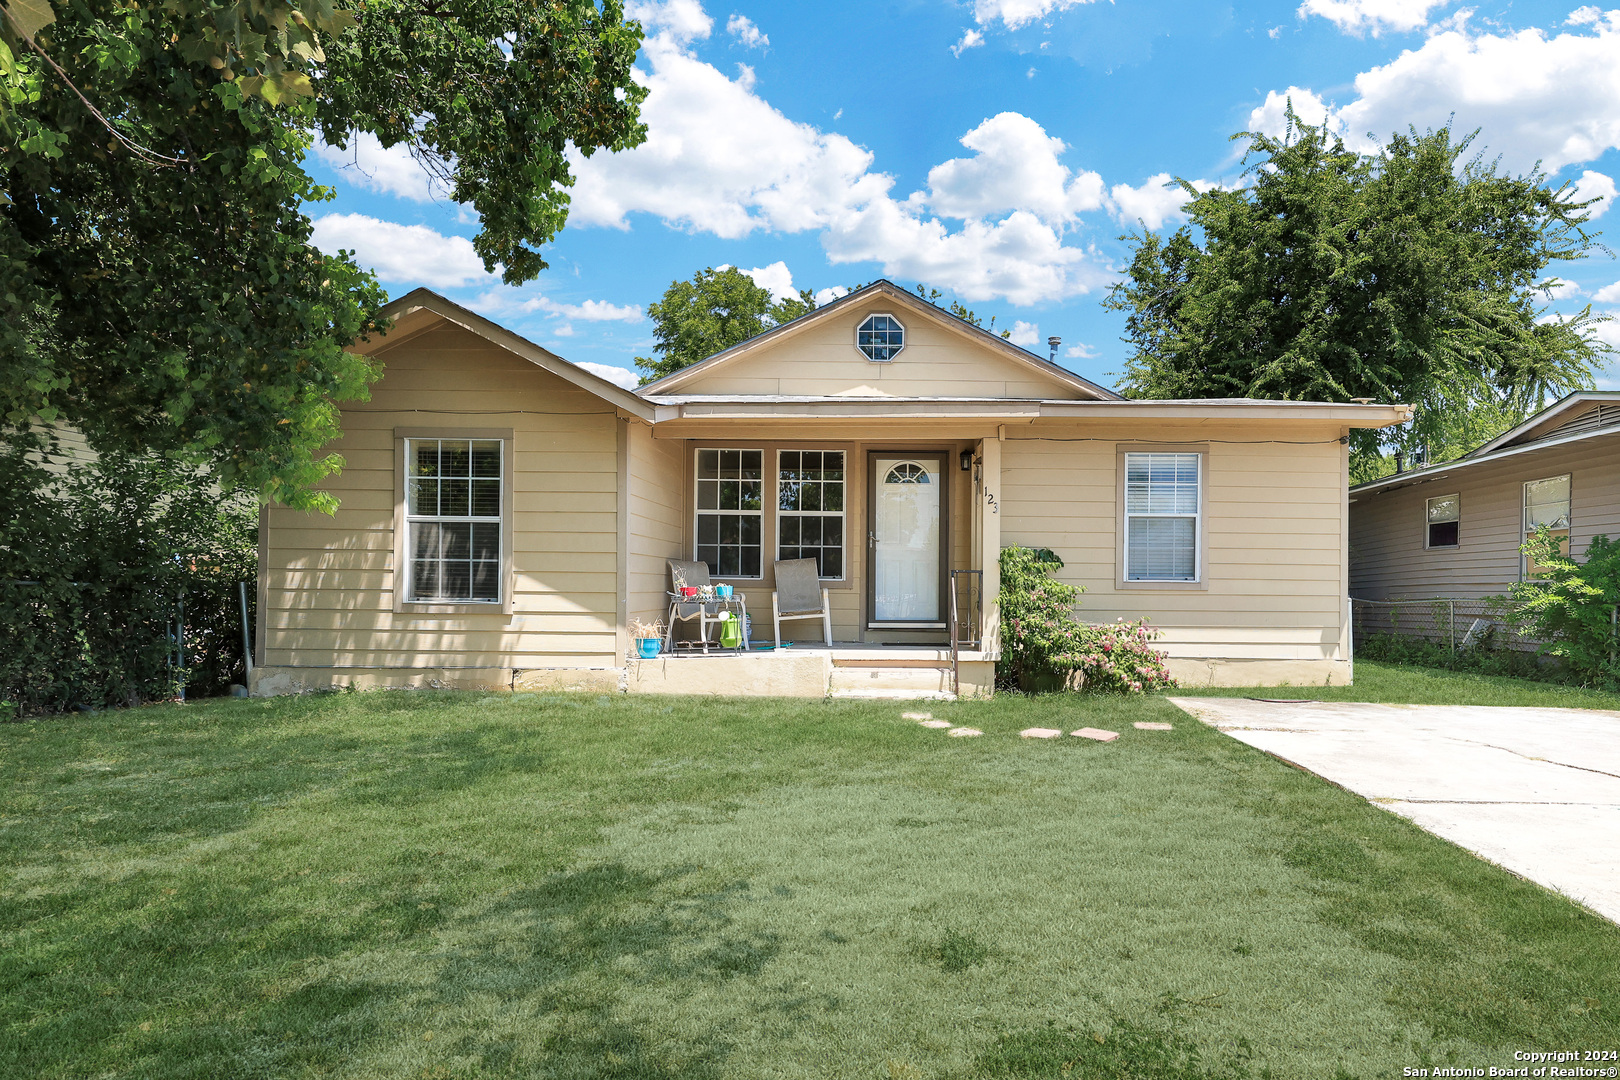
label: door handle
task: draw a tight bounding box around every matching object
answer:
[868,531,876,549]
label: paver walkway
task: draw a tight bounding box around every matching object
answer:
[1167,697,1620,924]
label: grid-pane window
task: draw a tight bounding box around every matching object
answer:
[1523,475,1571,577]
[857,314,905,360]
[778,450,845,579]
[695,449,763,578]
[1426,494,1460,548]
[1125,452,1200,581]
[407,438,502,602]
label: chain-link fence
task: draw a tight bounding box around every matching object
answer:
[1351,597,1538,654]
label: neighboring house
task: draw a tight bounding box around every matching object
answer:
[252,280,1407,697]
[1349,391,1620,602]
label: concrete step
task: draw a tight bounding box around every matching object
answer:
[828,666,953,696]
[828,688,958,701]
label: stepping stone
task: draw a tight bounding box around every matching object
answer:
[1020,727,1063,739]
[903,711,934,721]
[1071,727,1120,742]
[1133,722,1174,731]
[947,727,983,737]
[919,719,953,729]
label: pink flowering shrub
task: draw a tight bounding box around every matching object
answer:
[998,546,1176,694]
[1066,618,1177,694]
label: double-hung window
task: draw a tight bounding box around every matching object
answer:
[1124,452,1201,582]
[1425,494,1460,548]
[778,450,845,579]
[695,449,763,577]
[406,438,503,602]
[1522,474,1571,578]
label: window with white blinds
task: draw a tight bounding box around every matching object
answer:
[1125,452,1201,582]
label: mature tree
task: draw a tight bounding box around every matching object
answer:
[636,267,816,384]
[1,0,645,509]
[1104,115,1611,481]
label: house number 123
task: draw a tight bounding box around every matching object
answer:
[984,490,998,514]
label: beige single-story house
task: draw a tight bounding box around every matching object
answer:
[1349,391,1620,601]
[252,281,1408,698]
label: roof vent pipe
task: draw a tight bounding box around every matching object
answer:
[1047,335,1061,363]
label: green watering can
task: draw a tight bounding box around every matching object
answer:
[717,611,742,648]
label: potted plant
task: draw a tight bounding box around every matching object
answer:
[629,618,664,659]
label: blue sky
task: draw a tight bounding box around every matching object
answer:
[306,0,1620,392]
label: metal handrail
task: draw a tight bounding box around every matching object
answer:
[948,570,983,697]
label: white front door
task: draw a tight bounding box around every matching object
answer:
[872,455,942,623]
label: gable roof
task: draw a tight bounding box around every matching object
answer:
[363,288,655,421]
[1349,390,1620,498]
[635,280,1121,400]
[1466,391,1620,457]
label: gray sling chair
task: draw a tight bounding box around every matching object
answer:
[665,559,734,651]
[771,557,832,647]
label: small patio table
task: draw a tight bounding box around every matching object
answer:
[662,592,750,654]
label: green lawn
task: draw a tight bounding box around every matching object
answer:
[2,662,1616,1079]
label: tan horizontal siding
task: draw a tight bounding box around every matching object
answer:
[675,303,1090,400]
[627,422,687,634]
[999,432,1349,662]
[263,322,621,671]
[1350,433,1620,599]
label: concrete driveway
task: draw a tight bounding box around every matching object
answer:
[1167,697,1620,923]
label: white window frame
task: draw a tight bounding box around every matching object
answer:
[1521,474,1572,579]
[775,449,846,581]
[1424,493,1460,549]
[403,436,505,606]
[693,447,765,580]
[856,313,905,361]
[1123,451,1202,583]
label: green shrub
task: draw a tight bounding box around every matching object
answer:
[1353,631,1556,683]
[1508,527,1620,688]
[997,546,1175,693]
[0,433,257,717]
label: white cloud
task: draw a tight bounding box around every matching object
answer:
[1064,342,1099,360]
[1595,280,1620,304]
[566,17,885,239]
[312,132,446,202]
[549,323,576,337]
[626,0,712,42]
[1268,24,1284,38]
[820,205,1111,306]
[310,214,491,288]
[1247,86,1344,140]
[567,6,1114,305]
[971,0,1098,31]
[814,285,849,305]
[1264,14,1620,174]
[468,287,644,323]
[576,361,640,389]
[744,261,798,302]
[1108,174,1212,230]
[1571,169,1617,219]
[1568,6,1605,25]
[725,13,768,48]
[951,28,985,56]
[1008,320,1040,346]
[1538,278,1582,300]
[1296,0,1449,36]
[925,113,1105,226]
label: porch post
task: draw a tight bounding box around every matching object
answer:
[980,435,1001,660]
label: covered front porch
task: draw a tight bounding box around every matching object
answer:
[626,412,1011,660]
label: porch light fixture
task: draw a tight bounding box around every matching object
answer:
[960,449,973,472]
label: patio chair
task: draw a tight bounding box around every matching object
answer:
[771,558,831,647]
[665,559,731,651]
